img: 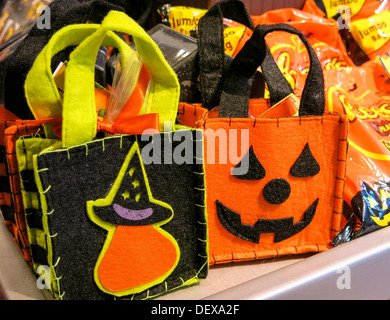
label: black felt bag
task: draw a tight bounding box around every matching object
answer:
[16,11,207,300]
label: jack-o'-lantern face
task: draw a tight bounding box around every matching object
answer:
[216,143,320,243]
[203,113,348,265]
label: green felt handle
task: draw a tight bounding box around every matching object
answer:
[25,11,180,148]
[25,24,103,120]
[63,10,180,147]
[24,23,133,139]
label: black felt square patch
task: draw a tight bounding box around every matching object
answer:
[35,131,207,300]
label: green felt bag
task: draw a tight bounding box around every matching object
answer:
[16,10,208,300]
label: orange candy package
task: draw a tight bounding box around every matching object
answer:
[303,0,390,64]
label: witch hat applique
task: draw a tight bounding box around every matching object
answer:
[86,141,180,297]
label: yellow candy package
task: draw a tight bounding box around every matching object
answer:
[158,3,248,56]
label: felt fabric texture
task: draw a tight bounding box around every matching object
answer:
[177,99,271,127]
[198,114,348,264]
[23,21,134,124]
[0,120,52,266]
[0,2,130,254]
[0,121,14,233]
[95,225,179,295]
[261,26,324,116]
[177,103,209,128]
[24,26,136,145]
[62,10,179,144]
[290,143,321,177]
[219,24,325,118]
[197,0,254,110]
[79,0,154,27]
[4,124,43,266]
[87,140,180,296]
[216,198,319,243]
[24,11,179,146]
[263,178,291,205]
[195,0,289,111]
[0,111,22,230]
[89,142,175,227]
[30,131,207,300]
[16,10,207,299]
[194,23,348,264]
[231,145,266,180]
[3,0,126,120]
[14,133,60,271]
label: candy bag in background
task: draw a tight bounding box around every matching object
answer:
[251,8,354,99]
[302,0,388,21]
[158,4,206,36]
[348,9,390,61]
[324,63,390,241]
[302,0,390,66]
[153,0,265,111]
[157,3,250,56]
[0,0,53,46]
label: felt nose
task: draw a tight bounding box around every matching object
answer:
[263,178,291,204]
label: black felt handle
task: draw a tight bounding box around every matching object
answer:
[197,0,255,110]
[219,23,325,118]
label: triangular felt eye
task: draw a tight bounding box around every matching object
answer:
[290,143,320,177]
[232,146,266,180]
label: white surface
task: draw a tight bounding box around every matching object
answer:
[157,254,311,300]
[0,214,309,300]
[0,216,47,300]
[2,211,389,300]
[206,226,390,300]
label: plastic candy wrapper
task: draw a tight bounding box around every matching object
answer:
[148,23,201,103]
[106,52,142,122]
[303,0,390,65]
[348,8,390,63]
[157,3,247,56]
[251,8,355,99]
[324,61,390,242]
[302,0,388,21]
[157,4,206,36]
[0,0,53,47]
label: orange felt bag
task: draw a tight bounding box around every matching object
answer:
[0,100,65,267]
[178,6,355,128]
[196,23,348,264]
[0,111,56,267]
